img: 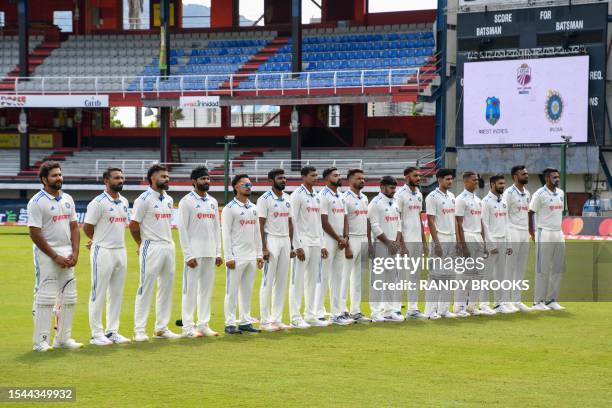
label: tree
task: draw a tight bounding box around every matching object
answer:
[110,107,124,128]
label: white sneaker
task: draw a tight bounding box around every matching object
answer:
[33,341,54,352]
[427,312,441,320]
[493,304,512,314]
[182,328,204,338]
[260,323,280,332]
[456,309,471,318]
[479,305,496,315]
[406,310,428,320]
[331,316,352,326]
[440,311,457,318]
[384,312,405,322]
[197,326,220,337]
[504,302,519,313]
[466,306,482,316]
[291,319,311,329]
[53,339,83,349]
[90,335,113,346]
[370,313,385,323]
[247,316,260,324]
[532,302,550,311]
[133,331,149,342]
[107,332,131,344]
[515,302,533,312]
[154,329,181,339]
[271,322,291,330]
[546,301,566,311]
[307,319,331,327]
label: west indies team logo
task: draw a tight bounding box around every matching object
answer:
[517,63,531,86]
[545,90,563,123]
[485,97,500,126]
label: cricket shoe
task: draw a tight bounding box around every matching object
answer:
[271,322,291,330]
[440,311,457,319]
[133,331,149,342]
[224,326,242,335]
[515,302,533,312]
[246,316,260,324]
[479,305,497,315]
[197,326,220,337]
[466,306,482,316]
[370,313,385,323]
[504,303,519,313]
[545,301,566,311]
[455,309,471,318]
[307,318,331,327]
[33,341,54,352]
[406,310,428,320]
[349,312,371,323]
[238,324,261,333]
[341,312,355,324]
[331,315,353,326]
[384,312,405,322]
[532,302,550,311]
[260,323,280,332]
[426,312,441,320]
[154,329,181,339]
[182,328,204,338]
[493,304,512,314]
[53,339,84,349]
[106,332,131,344]
[90,335,113,346]
[290,319,311,329]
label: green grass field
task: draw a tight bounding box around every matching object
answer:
[1,226,611,407]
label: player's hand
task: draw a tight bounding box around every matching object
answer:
[506,248,513,256]
[400,244,409,256]
[387,241,399,255]
[86,240,93,250]
[136,243,141,256]
[368,243,375,258]
[422,244,429,257]
[262,248,270,261]
[338,237,347,250]
[53,255,70,268]
[215,257,223,267]
[434,242,443,257]
[296,248,305,261]
[529,231,535,241]
[290,249,296,258]
[66,253,78,267]
[345,246,353,259]
[186,258,198,268]
[226,260,236,269]
[257,258,264,269]
[490,248,499,255]
[321,248,329,259]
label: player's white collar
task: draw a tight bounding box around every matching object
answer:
[103,190,122,204]
[323,185,340,197]
[232,198,253,208]
[300,184,316,197]
[269,189,285,201]
[487,191,503,202]
[347,189,364,199]
[544,185,559,196]
[40,188,62,201]
[147,186,167,201]
[190,190,209,201]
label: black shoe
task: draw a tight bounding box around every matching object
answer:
[225,325,242,335]
[238,324,261,333]
[318,317,327,321]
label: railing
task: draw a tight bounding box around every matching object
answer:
[11,67,437,97]
[93,157,436,182]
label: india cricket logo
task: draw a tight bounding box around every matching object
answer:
[485,97,500,126]
[517,63,531,86]
[545,90,563,123]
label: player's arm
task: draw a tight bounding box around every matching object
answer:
[256,198,269,259]
[528,193,538,241]
[290,193,305,260]
[369,203,394,250]
[69,220,80,266]
[255,216,264,269]
[221,206,235,268]
[83,200,100,248]
[321,214,342,244]
[129,197,146,250]
[178,200,197,267]
[29,227,70,267]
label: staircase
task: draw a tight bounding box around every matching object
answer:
[17,149,74,177]
[0,38,61,92]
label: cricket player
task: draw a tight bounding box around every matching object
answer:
[130,164,180,341]
[222,174,264,334]
[28,161,82,352]
[368,176,404,323]
[84,167,131,346]
[289,166,329,329]
[503,165,532,312]
[341,169,371,323]
[528,168,566,311]
[257,168,293,332]
[396,167,427,319]
[316,167,351,325]
[424,168,457,319]
[481,174,513,314]
[177,166,222,338]
[454,171,491,316]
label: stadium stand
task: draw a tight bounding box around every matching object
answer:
[0,149,53,176]
[0,35,45,82]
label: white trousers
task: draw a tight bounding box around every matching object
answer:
[32,245,76,345]
[181,257,215,330]
[482,238,509,306]
[507,226,530,303]
[369,243,401,316]
[224,260,257,326]
[454,232,485,311]
[316,235,346,319]
[342,235,367,315]
[289,245,321,322]
[404,241,424,312]
[425,233,456,315]
[260,236,291,324]
[89,246,127,337]
[534,228,565,303]
[134,241,175,333]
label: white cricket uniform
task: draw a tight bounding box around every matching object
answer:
[342,189,369,315]
[396,185,424,312]
[257,189,292,325]
[132,187,176,334]
[482,192,512,306]
[178,191,221,331]
[27,189,78,345]
[368,193,402,317]
[503,185,531,303]
[529,186,565,304]
[316,186,347,319]
[85,191,129,338]
[424,188,456,315]
[289,185,324,322]
[222,198,263,327]
[454,189,485,310]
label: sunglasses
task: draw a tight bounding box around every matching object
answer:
[241,182,253,189]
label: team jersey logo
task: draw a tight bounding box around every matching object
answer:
[154,213,172,220]
[196,213,215,220]
[65,202,71,209]
[109,216,128,224]
[52,214,71,222]
[239,219,256,226]
[545,90,563,123]
[272,211,289,218]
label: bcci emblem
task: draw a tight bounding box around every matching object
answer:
[545,90,563,123]
[485,97,500,126]
[517,63,531,86]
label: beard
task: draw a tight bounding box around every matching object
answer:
[197,183,210,192]
[496,187,505,195]
[274,182,286,191]
[157,181,169,191]
[110,183,123,192]
[409,181,419,188]
[48,181,62,191]
[332,180,342,187]
[383,192,394,199]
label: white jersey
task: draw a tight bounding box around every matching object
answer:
[455,189,482,234]
[529,186,564,231]
[342,189,368,236]
[319,185,346,238]
[132,187,174,244]
[368,193,401,242]
[503,184,530,230]
[221,198,263,262]
[396,185,423,242]
[425,188,456,235]
[84,191,129,249]
[256,189,291,237]
[27,189,77,249]
[482,192,510,242]
[177,191,221,261]
[290,184,324,249]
